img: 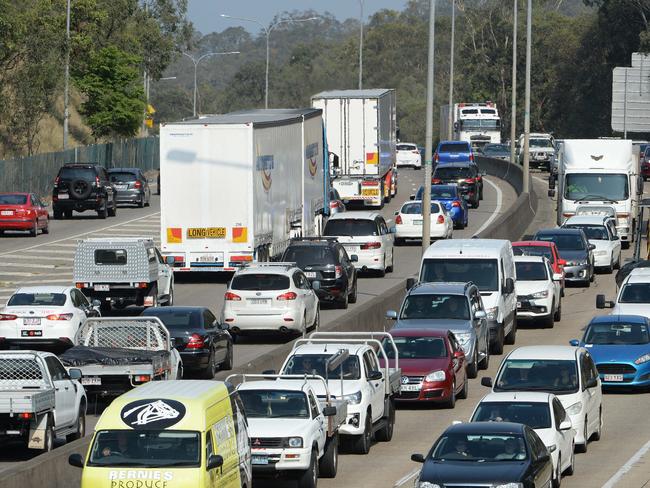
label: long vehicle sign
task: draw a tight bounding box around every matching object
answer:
[186,227,226,239]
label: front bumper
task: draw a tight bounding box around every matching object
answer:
[516,296,553,318]
[0,218,34,230]
[596,362,650,388]
[395,380,453,402]
[395,223,449,239]
[251,447,312,473]
[563,264,590,282]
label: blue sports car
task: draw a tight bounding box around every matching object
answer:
[413,184,468,229]
[570,314,650,389]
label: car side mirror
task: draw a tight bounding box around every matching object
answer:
[537,453,551,464]
[406,278,417,291]
[322,406,337,417]
[596,294,614,309]
[612,235,619,240]
[312,280,321,291]
[262,369,276,375]
[394,211,399,216]
[548,188,556,198]
[409,194,415,200]
[559,420,572,431]
[552,273,563,281]
[367,370,383,381]
[474,310,486,320]
[69,368,82,380]
[68,453,84,468]
[557,259,567,266]
[207,454,224,471]
[219,322,230,331]
[350,254,359,263]
[165,256,175,265]
[411,453,425,463]
[389,226,397,234]
[569,339,580,347]
[481,377,493,388]
[586,377,599,389]
[386,310,398,320]
[588,244,596,251]
[504,278,515,294]
[454,350,465,359]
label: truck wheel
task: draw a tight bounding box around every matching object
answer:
[375,399,395,442]
[337,292,349,310]
[352,413,373,454]
[297,449,318,488]
[41,417,54,453]
[64,209,73,219]
[319,434,338,478]
[67,405,86,442]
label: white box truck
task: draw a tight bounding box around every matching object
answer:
[440,102,502,150]
[312,89,397,209]
[550,139,642,248]
[159,109,328,272]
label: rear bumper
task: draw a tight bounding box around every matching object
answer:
[0,218,33,230]
[0,337,74,348]
[224,309,303,332]
[352,250,385,270]
[53,198,104,211]
[395,223,449,239]
[115,190,145,203]
[180,350,211,370]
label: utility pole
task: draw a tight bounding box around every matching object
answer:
[522,0,532,194]
[358,0,365,89]
[423,0,436,252]
[447,0,455,140]
[63,0,71,150]
[510,0,518,165]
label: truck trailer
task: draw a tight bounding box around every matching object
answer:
[440,102,502,150]
[159,108,328,272]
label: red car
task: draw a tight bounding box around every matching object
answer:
[512,240,566,295]
[0,193,49,237]
[641,147,650,181]
[381,329,468,408]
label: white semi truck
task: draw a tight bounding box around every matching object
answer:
[549,139,642,248]
[312,89,397,209]
[440,102,502,150]
[159,109,328,272]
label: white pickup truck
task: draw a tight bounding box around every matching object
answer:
[278,332,401,454]
[59,317,182,398]
[0,351,87,452]
[230,372,348,488]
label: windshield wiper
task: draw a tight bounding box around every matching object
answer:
[147,461,199,467]
[574,195,618,203]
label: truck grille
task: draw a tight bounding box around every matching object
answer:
[596,363,636,375]
[251,437,284,448]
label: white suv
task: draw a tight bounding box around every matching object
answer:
[514,256,562,328]
[597,267,650,317]
[222,263,320,337]
[393,200,453,245]
[562,214,621,273]
[323,211,395,276]
[396,143,422,168]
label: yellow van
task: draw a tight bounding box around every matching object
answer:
[68,380,252,488]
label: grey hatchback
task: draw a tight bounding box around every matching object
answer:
[108,168,151,207]
[386,282,489,378]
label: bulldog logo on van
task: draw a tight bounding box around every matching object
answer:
[256,155,274,192]
[305,143,319,178]
[121,399,186,430]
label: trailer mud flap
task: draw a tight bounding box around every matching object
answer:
[28,414,48,449]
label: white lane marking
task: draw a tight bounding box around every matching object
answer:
[1,255,73,262]
[394,468,420,487]
[472,177,503,236]
[602,438,650,488]
[2,279,72,285]
[10,248,75,254]
[0,263,58,269]
[0,211,161,257]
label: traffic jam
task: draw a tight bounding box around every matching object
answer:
[0,93,649,488]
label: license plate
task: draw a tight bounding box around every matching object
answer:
[604,374,624,382]
[21,330,42,337]
[305,272,317,278]
[249,298,270,305]
[338,181,355,185]
[114,184,127,190]
[251,455,268,465]
[81,376,102,386]
[199,255,217,263]
[361,188,379,196]
[23,318,41,326]
[0,210,13,216]
[58,193,69,199]
[413,219,423,225]
[94,284,110,291]
[400,384,421,392]
[517,302,522,309]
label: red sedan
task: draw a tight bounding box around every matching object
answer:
[512,240,566,295]
[381,329,468,408]
[0,193,49,237]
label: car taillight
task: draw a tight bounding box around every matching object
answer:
[361,180,376,187]
[186,333,206,349]
[95,176,101,186]
[434,153,439,162]
[75,282,88,289]
[277,292,297,301]
[54,176,60,186]
[432,178,442,184]
[465,178,476,184]
[469,153,474,161]
[133,375,151,383]
[335,265,343,279]
[18,412,33,419]
[225,292,241,301]
[46,313,73,321]
[134,180,143,189]
[412,150,420,154]
[452,201,461,207]
[437,215,445,224]
[135,282,149,289]
[395,215,403,224]
[361,242,381,250]
[0,314,17,321]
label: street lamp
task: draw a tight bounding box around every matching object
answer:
[220,14,318,109]
[358,0,365,90]
[182,51,240,117]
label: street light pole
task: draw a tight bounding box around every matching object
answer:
[423,0,436,253]
[522,0,531,194]
[182,51,240,117]
[510,0,518,166]
[447,0,455,140]
[63,0,71,150]
[358,0,365,90]
[221,14,318,109]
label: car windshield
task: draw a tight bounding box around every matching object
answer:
[495,359,579,393]
[530,139,553,148]
[282,354,361,380]
[324,219,378,236]
[472,402,552,429]
[399,294,470,320]
[0,194,27,205]
[435,167,472,179]
[420,258,499,292]
[239,390,309,419]
[431,433,528,462]
[7,293,67,307]
[59,167,95,180]
[384,336,448,359]
[513,245,554,263]
[515,262,548,281]
[439,143,469,154]
[416,186,457,200]
[535,233,584,251]
[400,202,441,214]
[88,430,200,467]
[564,225,608,240]
[108,172,137,182]
[619,283,650,303]
[283,246,336,267]
[397,144,417,151]
[584,322,650,345]
[483,144,509,153]
[564,173,629,201]
[231,274,290,291]
[141,309,202,330]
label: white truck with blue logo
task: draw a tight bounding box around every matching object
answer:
[159,109,329,273]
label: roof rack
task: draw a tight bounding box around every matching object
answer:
[290,236,338,242]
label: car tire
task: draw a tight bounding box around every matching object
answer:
[42,219,49,234]
[98,202,108,219]
[222,344,234,371]
[108,199,117,217]
[70,179,92,200]
[311,306,320,331]
[202,351,217,379]
[479,348,490,370]
[53,208,63,220]
[375,400,395,442]
[386,253,394,273]
[67,405,86,442]
[490,327,505,355]
[377,256,386,278]
[319,434,338,478]
[473,198,480,209]
[338,292,349,309]
[138,196,145,208]
[297,449,318,488]
[565,445,575,476]
[64,209,73,219]
[553,456,562,488]
[445,380,457,408]
[553,301,562,322]
[467,348,478,379]
[30,220,38,237]
[166,285,174,306]
[348,280,358,304]
[352,413,373,454]
[576,418,588,453]
[592,409,602,441]
[458,373,469,399]
[505,317,517,344]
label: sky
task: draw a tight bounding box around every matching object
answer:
[187,0,409,35]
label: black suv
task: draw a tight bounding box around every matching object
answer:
[432,162,483,208]
[52,164,117,219]
[281,237,358,309]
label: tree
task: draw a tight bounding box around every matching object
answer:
[76,46,145,139]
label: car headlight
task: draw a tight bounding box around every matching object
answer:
[634,353,650,365]
[531,290,549,299]
[486,307,498,321]
[594,250,608,256]
[287,437,303,448]
[566,401,583,415]
[425,370,446,382]
[343,391,362,404]
[454,331,472,346]
[418,483,441,488]
[495,484,523,488]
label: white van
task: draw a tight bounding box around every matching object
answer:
[416,239,517,354]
